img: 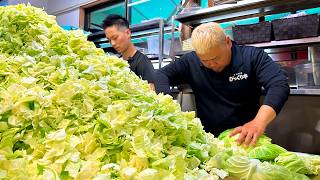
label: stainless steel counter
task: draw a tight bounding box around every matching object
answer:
[290,88,320,95]
[265,95,320,154]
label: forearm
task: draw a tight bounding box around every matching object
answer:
[154,56,190,95]
[252,105,276,129]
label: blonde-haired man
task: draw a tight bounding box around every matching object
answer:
[155,22,289,146]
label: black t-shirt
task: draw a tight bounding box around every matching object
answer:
[128,50,155,83]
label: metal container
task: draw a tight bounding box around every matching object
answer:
[295,63,320,87]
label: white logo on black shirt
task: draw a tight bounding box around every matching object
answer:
[229,72,248,82]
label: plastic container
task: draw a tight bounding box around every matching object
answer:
[294,63,320,87]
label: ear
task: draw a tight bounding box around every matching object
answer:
[226,36,232,49]
[125,28,131,36]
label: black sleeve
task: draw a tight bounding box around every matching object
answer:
[155,54,191,95]
[252,48,290,114]
[136,55,155,83]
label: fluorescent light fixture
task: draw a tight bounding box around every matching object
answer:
[128,0,150,7]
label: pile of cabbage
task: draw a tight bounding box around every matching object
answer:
[0,4,319,180]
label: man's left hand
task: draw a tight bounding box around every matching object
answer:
[229,105,277,147]
[229,119,266,146]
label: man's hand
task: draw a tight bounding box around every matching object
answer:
[149,83,155,91]
[229,105,277,146]
[229,119,266,147]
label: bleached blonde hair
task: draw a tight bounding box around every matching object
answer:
[191,22,226,55]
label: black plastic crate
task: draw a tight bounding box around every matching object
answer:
[272,14,319,41]
[232,21,272,44]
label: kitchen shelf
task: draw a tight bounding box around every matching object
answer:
[175,0,320,27]
[90,27,173,46]
[246,36,320,48]
[173,36,320,56]
[88,19,167,41]
[171,0,320,59]
[147,54,171,60]
[174,50,192,56]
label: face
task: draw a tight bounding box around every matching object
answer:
[196,37,232,72]
[104,25,131,54]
